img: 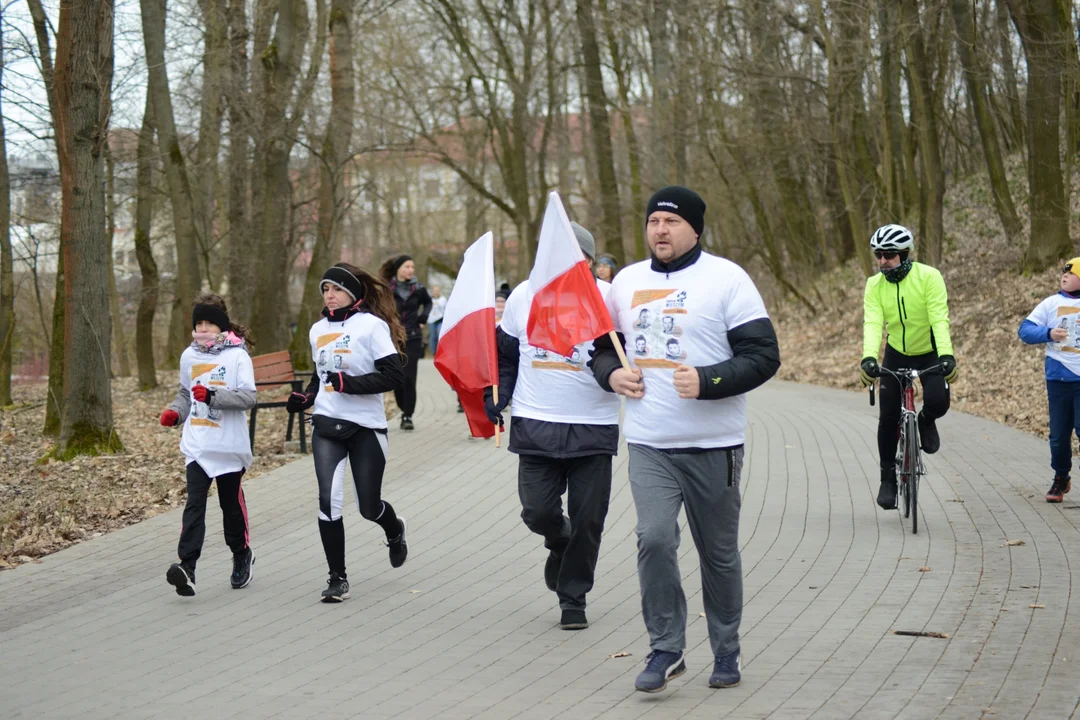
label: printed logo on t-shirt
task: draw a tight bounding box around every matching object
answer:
[531,345,585,372]
[191,363,218,380]
[334,334,352,354]
[1053,305,1080,353]
[316,333,343,349]
[629,289,690,368]
[209,365,227,386]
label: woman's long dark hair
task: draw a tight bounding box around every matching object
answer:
[335,262,407,353]
[194,292,254,348]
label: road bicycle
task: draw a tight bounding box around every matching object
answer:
[869,364,942,534]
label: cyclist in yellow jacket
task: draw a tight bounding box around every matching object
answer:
[860,224,958,510]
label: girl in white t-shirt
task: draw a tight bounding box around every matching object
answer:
[287,263,410,602]
[160,294,257,597]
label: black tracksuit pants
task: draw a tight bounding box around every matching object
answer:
[394,338,424,417]
[878,346,951,470]
[177,462,249,569]
[517,453,612,610]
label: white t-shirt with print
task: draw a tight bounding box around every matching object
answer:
[310,311,398,430]
[606,253,770,449]
[1026,293,1080,375]
[179,346,256,477]
[500,279,621,426]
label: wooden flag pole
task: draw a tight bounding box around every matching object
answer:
[609,330,632,371]
[493,383,501,447]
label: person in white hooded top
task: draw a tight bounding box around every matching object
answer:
[160,294,257,597]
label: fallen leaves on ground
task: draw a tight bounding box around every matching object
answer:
[919,566,932,572]
[1029,604,1046,609]
[1002,539,1027,547]
[607,652,632,659]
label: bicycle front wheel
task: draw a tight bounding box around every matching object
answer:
[905,413,920,533]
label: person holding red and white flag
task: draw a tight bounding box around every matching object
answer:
[485,194,620,631]
[434,232,499,440]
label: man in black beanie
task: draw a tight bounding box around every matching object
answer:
[590,186,781,693]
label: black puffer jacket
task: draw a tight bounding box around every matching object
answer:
[391,279,432,343]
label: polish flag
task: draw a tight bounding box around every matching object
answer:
[527,192,614,357]
[434,232,498,439]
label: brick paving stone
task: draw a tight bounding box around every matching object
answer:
[2,367,1079,719]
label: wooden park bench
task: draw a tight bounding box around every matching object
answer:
[249,350,308,454]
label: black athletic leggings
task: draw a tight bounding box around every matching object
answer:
[393,338,424,417]
[877,346,950,470]
[313,424,401,577]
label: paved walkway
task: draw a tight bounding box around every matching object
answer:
[2,361,1079,719]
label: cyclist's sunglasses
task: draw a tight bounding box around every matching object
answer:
[874,250,899,260]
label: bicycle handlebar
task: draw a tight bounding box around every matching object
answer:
[867,364,943,406]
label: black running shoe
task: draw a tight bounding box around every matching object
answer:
[401,416,414,431]
[877,467,898,510]
[321,573,350,602]
[918,411,940,454]
[231,548,254,589]
[166,563,197,597]
[388,518,408,568]
[1047,475,1071,503]
[560,608,588,630]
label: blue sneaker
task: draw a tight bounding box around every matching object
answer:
[635,650,686,693]
[709,649,741,688]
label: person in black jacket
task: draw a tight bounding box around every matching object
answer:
[485,222,619,631]
[380,254,432,431]
[590,187,780,694]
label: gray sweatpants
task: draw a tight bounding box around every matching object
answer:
[629,443,743,658]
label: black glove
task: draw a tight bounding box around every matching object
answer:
[860,357,879,387]
[939,355,958,382]
[483,386,509,427]
[286,391,314,413]
[327,372,349,393]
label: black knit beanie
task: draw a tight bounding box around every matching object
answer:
[390,255,413,278]
[192,304,230,332]
[321,265,364,302]
[646,186,706,238]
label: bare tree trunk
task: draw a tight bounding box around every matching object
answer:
[899,0,945,266]
[135,94,159,390]
[54,0,120,456]
[105,141,130,376]
[291,0,355,367]
[0,18,12,406]
[1006,0,1073,270]
[250,0,325,352]
[600,0,646,260]
[576,0,623,264]
[225,0,253,321]
[951,0,1023,244]
[648,0,672,189]
[141,0,201,364]
[996,0,1025,152]
[27,0,66,434]
[196,0,228,291]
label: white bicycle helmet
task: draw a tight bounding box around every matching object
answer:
[869,224,914,252]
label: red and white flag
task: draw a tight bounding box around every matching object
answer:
[527,192,614,356]
[434,232,498,439]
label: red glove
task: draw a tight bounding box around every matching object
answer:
[192,384,211,403]
[160,409,180,427]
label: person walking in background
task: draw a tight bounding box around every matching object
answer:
[485,222,619,631]
[495,283,511,324]
[380,254,432,431]
[596,254,618,283]
[428,285,447,358]
[1019,257,1080,502]
[287,263,410,602]
[160,294,257,597]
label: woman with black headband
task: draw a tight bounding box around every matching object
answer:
[379,254,432,431]
[286,263,411,602]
